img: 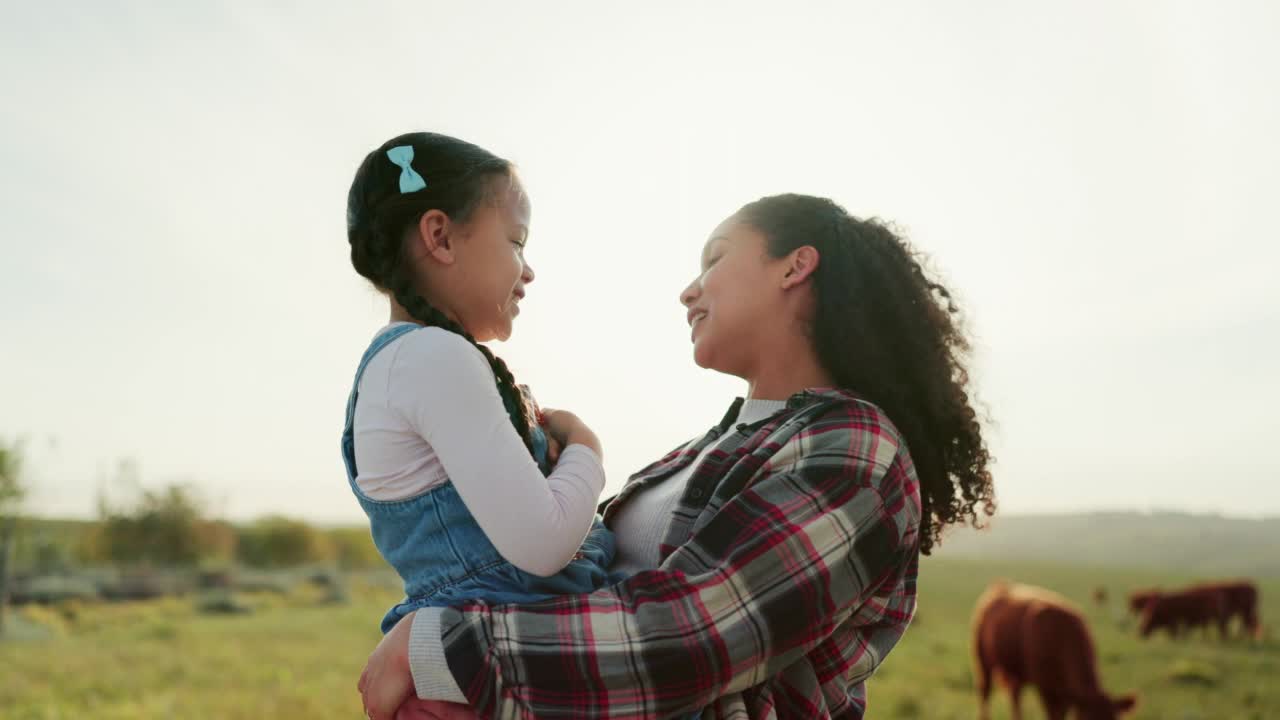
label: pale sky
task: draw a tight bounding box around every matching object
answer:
[2,1,1277,523]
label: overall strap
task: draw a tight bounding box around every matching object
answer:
[341,323,424,482]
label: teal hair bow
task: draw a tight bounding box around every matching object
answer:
[386,145,427,193]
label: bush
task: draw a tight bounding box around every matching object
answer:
[197,590,253,615]
[236,517,333,568]
[327,527,384,571]
[18,603,69,637]
[91,482,227,568]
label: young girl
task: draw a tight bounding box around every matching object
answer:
[340,132,623,638]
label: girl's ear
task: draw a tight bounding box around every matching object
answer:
[414,209,456,264]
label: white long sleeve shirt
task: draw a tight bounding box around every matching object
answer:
[352,322,605,578]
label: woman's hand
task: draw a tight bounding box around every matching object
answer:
[394,699,482,719]
[358,613,416,720]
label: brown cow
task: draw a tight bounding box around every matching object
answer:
[1092,586,1108,607]
[973,582,1138,720]
[1127,588,1161,616]
[1189,580,1260,638]
[1139,587,1226,639]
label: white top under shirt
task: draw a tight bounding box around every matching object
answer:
[610,398,788,575]
[352,322,606,578]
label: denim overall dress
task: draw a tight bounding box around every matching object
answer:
[342,323,625,633]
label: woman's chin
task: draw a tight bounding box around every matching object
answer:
[692,340,718,371]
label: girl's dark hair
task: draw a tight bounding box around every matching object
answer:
[346,132,536,453]
[737,193,995,554]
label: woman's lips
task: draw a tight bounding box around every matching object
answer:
[688,310,708,339]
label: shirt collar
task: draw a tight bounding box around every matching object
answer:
[717,387,864,432]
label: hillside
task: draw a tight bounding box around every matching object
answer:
[937,511,1280,578]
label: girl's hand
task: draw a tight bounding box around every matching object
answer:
[394,699,483,720]
[523,384,565,466]
[540,408,603,460]
[544,430,563,467]
[538,408,580,446]
[358,613,416,720]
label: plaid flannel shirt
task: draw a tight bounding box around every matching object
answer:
[433,388,921,719]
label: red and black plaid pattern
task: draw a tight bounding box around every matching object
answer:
[439,389,922,719]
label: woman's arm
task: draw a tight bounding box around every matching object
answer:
[367,401,921,719]
[390,329,606,577]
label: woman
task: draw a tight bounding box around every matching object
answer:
[360,193,996,719]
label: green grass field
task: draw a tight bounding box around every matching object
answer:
[871,557,1278,720]
[1,558,1276,719]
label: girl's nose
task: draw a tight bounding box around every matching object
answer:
[679,278,701,307]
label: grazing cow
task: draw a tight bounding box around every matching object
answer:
[1190,580,1261,638]
[1139,587,1226,639]
[1092,586,1108,607]
[973,582,1138,720]
[1127,589,1161,616]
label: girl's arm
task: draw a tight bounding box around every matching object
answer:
[389,328,605,577]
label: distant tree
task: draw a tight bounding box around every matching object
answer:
[237,516,334,568]
[31,536,72,575]
[0,439,26,637]
[328,527,385,571]
[92,464,228,567]
[197,519,239,566]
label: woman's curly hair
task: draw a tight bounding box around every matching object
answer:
[737,194,995,554]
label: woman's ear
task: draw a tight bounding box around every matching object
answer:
[414,209,456,265]
[781,245,820,290]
